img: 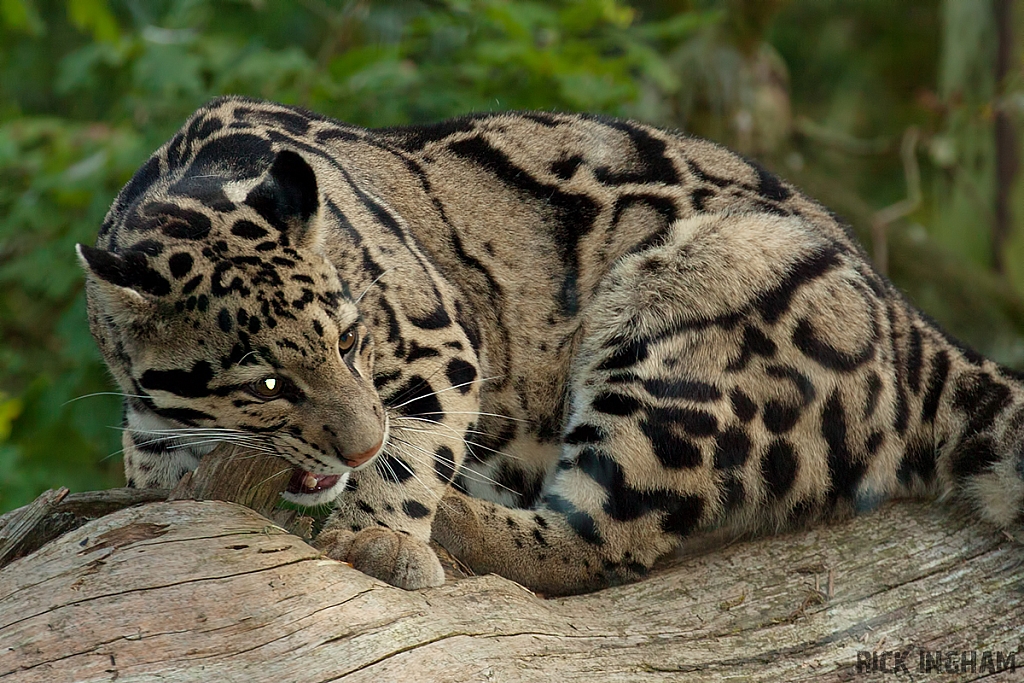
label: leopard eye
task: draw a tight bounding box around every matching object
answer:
[338,329,357,354]
[251,375,284,399]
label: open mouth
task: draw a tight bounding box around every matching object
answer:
[286,469,343,495]
[282,421,388,503]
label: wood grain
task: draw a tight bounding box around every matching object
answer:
[0,498,1020,682]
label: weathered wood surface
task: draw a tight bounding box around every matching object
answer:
[167,445,291,515]
[0,488,70,567]
[0,446,304,573]
[167,445,314,540]
[0,498,1020,683]
[0,488,169,567]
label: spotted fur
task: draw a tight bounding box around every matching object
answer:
[79,97,1024,595]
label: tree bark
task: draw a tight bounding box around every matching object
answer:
[0,497,1020,682]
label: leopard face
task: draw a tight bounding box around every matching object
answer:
[80,149,386,505]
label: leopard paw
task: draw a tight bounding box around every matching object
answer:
[316,526,444,590]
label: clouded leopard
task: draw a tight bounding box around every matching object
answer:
[78,96,1024,596]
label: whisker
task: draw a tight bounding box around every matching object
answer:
[101,434,268,463]
[127,430,273,441]
[119,427,278,446]
[398,428,522,462]
[101,425,278,466]
[388,435,496,487]
[65,392,149,405]
[136,433,275,450]
[101,446,128,463]
[377,452,402,489]
[385,376,502,410]
[389,416,465,438]
[203,450,275,464]
[309,501,334,519]
[112,426,268,435]
[391,415,506,438]
[436,411,530,423]
[250,466,294,491]
[389,436,518,496]
[460,437,523,462]
[354,267,397,304]
[236,350,260,367]
[390,417,524,462]
[120,424,278,457]
[391,415,513,444]
[385,441,452,512]
[166,438,277,454]
[386,443,440,499]
[390,425,457,436]
[384,441,443,499]
[383,359,451,406]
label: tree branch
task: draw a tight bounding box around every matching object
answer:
[0,494,1020,681]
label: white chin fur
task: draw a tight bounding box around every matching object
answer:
[280,472,350,507]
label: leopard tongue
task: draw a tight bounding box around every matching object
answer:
[286,469,342,494]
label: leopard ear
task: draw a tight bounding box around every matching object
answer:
[244,149,321,249]
[76,244,161,318]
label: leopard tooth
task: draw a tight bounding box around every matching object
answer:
[302,472,319,490]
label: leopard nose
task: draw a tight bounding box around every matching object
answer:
[346,440,383,468]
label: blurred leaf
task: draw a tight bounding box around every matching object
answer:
[0,0,43,35]
[635,8,723,41]
[0,395,22,442]
[68,0,118,43]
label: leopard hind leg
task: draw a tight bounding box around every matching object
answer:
[435,211,887,595]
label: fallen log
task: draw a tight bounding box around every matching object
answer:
[0,444,301,569]
[0,443,1020,682]
[0,488,170,567]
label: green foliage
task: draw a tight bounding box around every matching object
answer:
[1,0,1022,511]
[0,0,43,35]
[0,118,144,509]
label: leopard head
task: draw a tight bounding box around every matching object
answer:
[78,147,385,505]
